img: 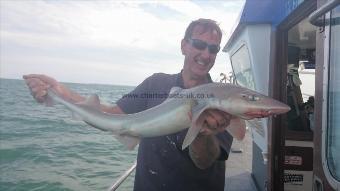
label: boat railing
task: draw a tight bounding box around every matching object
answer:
[309,0,340,26]
[107,161,137,191]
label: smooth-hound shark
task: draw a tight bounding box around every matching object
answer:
[45,83,290,149]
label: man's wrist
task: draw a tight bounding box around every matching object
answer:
[188,134,221,169]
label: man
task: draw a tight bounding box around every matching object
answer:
[24,18,233,191]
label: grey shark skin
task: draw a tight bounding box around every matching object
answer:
[46,83,290,150]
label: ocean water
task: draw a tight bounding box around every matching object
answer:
[0,78,137,191]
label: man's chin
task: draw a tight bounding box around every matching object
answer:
[191,69,209,78]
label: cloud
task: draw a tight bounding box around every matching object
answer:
[1,0,245,86]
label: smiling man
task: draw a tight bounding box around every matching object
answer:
[181,19,222,86]
[119,19,234,191]
[23,18,233,191]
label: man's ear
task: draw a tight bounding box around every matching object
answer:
[181,39,187,55]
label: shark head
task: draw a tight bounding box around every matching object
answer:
[181,83,291,150]
[207,84,291,120]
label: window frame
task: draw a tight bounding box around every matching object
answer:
[321,9,340,189]
[230,43,256,90]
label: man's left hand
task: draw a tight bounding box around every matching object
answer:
[199,109,231,136]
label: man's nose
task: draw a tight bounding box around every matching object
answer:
[200,47,211,58]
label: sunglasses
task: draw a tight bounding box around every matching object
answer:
[187,38,220,54]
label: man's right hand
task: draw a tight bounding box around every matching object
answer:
[23,74,66,103]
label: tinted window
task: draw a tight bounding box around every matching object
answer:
[230,44,255,90]
[327,5,340,181]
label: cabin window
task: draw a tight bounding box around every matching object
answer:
[230,44,255,90]
[326,6,340,181]
[286,17,316,134]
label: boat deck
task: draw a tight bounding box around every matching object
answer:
[225,129,258,191]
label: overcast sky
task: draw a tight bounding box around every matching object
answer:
[1,0,245,86]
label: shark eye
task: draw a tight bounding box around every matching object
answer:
[248,95,260,101]
[241,94,247,98]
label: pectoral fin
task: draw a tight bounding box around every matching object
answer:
[182,100,208,150]
[226,118,246,140]
[181,114,206,150]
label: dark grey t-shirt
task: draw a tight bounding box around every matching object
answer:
[117,72,233,191]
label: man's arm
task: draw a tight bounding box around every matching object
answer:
[189,134,221,169]
[23,74,126,115]
[101,104,125,114]
[188,109,231,169]
[24,74,230,169]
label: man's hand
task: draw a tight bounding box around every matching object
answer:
[23,74,125,114]
[199,109,231,135]
[23,74,60,103]
[189,109,231,169]
[22,74,84,104]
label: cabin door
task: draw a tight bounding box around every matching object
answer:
[270,0,340,190]
[269,1,317,190]
[312,0,340,190]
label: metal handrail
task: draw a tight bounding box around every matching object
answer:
[309,0,340,26]
[108,161,137,191]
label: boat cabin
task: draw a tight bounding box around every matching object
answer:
[223,0,340,190]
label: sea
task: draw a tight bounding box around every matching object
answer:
[0,78,138,191]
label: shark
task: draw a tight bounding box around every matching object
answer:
[45,83,290,150]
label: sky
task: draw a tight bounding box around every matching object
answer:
[0,0,245,86]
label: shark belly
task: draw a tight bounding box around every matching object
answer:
[126,99,192,137]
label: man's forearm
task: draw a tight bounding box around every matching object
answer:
[60,85,124,115]
[59,84,86,103]
[189,134,220,169]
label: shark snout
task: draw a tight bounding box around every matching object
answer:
[269,101,291,114]
[267,106,291,114]
[244,101,291,118]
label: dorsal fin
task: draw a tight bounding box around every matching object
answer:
[162,86,183,103]
[169,86,183,96]
[77,94,101,110]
